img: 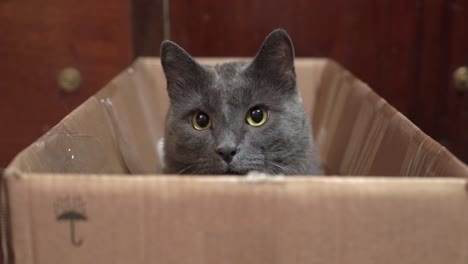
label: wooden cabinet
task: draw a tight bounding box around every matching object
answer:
[170,0,468,163]
[0,0,466,167]
[0,0,133,167]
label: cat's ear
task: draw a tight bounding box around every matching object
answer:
[249,29,296,82]
[160,41,205,98]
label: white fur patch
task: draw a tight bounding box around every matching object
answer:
[245,171,285,181]
[157,137,166,171]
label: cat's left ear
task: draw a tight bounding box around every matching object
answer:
[249,29,296,83]
[160,40,206,100]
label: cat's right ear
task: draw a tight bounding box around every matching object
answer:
[248,29,296,83]
[160,41,204,98]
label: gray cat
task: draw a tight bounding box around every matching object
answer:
[159,29,322,175]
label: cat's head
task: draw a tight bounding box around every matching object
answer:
[160,29,316,175]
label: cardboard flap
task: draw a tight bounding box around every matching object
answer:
[6,174,468,264]
[7,58,170,175]
[5,96,128,174]
[312,61,468,177]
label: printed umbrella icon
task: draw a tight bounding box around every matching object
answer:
[57,210,87,246]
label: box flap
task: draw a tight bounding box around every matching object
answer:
[312,60,468,176]
[5,174,468,264]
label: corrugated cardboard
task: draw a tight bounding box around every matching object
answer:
[5,175,468,264]
[2,58,468,264]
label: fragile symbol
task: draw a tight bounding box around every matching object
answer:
[54,196,88,247]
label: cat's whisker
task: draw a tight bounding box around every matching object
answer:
[178,164,194,174]
[191,162,222,175]
[267,161,296,175]
[266,169,278,176]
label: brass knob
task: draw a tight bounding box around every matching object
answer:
[58,67,82,93]
[453,66,468,92]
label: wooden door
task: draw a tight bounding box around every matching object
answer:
[169,0,468,163]
[0,0,133,167]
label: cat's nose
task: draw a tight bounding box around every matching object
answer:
[216,144,238,163]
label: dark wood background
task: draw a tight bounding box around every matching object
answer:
[0,0,133,169]
[168,0,468,164]
[0,0,467,170]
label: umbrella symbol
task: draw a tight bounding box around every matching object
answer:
[54,196,88,247]
[57,210,87,246]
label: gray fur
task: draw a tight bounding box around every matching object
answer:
[160,29,322,175]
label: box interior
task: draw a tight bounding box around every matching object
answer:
[7,58,468,177]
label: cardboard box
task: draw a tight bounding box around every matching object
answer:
[1,58,467,264]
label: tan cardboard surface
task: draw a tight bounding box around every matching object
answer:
[310,60,467,176]
[8,58,468,176]
[6,174,468,264]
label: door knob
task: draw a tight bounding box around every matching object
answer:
[453,66,468,92]
[58,67,82,93]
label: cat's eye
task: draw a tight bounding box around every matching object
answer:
[192,111,212,130]
[246,106,268,127]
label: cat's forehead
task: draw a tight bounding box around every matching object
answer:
[214,61,249,74]
[208,61,250,81]
[196,62,253,112]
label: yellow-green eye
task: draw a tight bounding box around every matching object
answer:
[246,106,268,126]
[192,111,212,130]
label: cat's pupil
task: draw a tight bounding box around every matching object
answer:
[196,113,209,128]
[251,108,264,123]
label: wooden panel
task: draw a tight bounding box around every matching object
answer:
[412,0,445,140]
[444,0,468,162]
[132,0,165,56]
[170,0,468,163]
[413,0,468,162]
[0,0,133,167]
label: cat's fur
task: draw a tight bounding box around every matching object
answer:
[160,29,322,175]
